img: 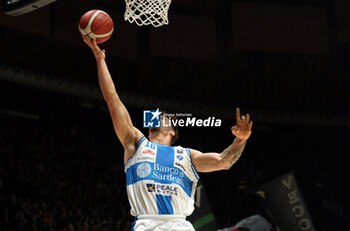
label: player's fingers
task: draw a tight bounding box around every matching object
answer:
[246,114,250,122]
[236,108,241,121]
[241,115,245,120]
[231,126,237,131]
[89,37,96,46]
[83,36,93,46]
[249,121,253,129]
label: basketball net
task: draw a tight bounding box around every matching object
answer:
[124,0,172,27]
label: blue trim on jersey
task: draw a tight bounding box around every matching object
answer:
[136,136,147,149]
[185,148,191,158]
[156,195,174,214]
[186,148,200,180]
[191,165,200,180]
[131,216,138,231]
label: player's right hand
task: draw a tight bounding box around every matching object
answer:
[231,107,253,140]
[83,36,106,60]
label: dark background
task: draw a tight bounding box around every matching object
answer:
[0,0,349,230]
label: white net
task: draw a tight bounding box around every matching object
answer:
[124,0,172,27]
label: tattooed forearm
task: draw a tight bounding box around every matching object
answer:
[221,139,247,169]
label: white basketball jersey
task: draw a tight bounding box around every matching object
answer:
[124,137,200,217]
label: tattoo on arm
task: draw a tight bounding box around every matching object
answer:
[221,139,247,169]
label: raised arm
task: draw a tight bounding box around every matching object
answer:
[191,108,253,172]
[83,37,143,163]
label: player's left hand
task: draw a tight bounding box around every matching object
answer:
[231,107,253,140]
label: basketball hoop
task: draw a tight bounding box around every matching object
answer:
[124,0,172,27]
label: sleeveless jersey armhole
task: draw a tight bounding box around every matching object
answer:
[124,136,147,167]
[185,148,200,180]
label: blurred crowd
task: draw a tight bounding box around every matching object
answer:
[0,114,133,231]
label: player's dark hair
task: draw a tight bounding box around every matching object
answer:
[161,111,179,145]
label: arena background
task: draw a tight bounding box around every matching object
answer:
[0,0,349,230]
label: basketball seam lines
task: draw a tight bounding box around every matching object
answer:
[91,18,113,38]
[87,10,102,34]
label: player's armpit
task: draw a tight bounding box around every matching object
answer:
[123,127,144,164]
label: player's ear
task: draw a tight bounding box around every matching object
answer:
[169,130,175,137]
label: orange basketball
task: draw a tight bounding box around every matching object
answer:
[78,10,114,44]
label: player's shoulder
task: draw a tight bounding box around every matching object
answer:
[186,148,202,159]
[174,146,201,158]
[186,147,201,154]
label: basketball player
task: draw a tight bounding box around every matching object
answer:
[83,36,253,231]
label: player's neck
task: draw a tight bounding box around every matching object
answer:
[150,138,171,146]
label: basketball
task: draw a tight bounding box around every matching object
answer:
[78,10,114,44]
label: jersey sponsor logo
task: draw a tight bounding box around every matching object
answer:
[153,163,186,188]
[142,149,156,155]
[136,156,155,162]
[177,148,184,154]
[153,163,185,178]
[146,183,178,196]
[176,155,183,161]
[175,162,186,171]
[137,163,152,178]
[147,183,155,192]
